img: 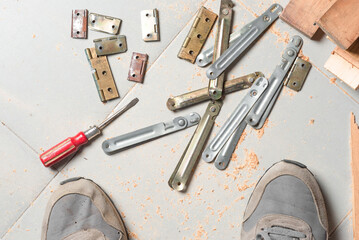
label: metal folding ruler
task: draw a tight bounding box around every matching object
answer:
[202,35,311,170]
[168,2,283,192]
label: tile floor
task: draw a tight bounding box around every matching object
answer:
[0,0,357,239]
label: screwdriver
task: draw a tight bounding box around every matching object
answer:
[40,98,139,167]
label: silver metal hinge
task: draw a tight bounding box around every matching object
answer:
[141,9,160,42]
[93,36,127,56]
[89,13,121,35]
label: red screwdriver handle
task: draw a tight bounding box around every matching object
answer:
[40,132,88,167]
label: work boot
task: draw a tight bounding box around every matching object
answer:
[241,160,328,240]
[42,177,128,240]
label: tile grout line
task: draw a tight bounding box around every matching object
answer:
[0,121,39,155]
[1,169,62,239]
[329,209,352,236]
[2,2,210,238]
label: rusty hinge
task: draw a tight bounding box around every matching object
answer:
[71,9,88,39]
[128,52,148,83]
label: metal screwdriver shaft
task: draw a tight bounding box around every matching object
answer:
[40,98,139,167]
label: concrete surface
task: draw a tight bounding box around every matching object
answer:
[0,0,357,239]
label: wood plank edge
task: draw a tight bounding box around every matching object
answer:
[279,15,318,39]
[324,52,359,90]
[351,112,359,240]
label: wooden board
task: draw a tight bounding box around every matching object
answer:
[351,113,359,240]
[335,41,359,69]
[317,0,359,49]
[280,0,336,38]
[325,51,359,90]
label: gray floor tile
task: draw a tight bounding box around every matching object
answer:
[2,0,358,239]
[0,123,56,236]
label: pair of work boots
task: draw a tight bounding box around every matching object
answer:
[42,160,328,240]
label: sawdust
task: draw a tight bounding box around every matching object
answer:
[129,232,139,240]
[217,206,230,221]
[232,149,259,175]
[56,43,63,51]
[281,87,296,97]
[255,119,269,139]
[244,149,259,170]
[229,129,248,162]
[238,182,256,192]
[236,0,259,17]
[235,196,245,202]
[269,25,290,44]
[298,50,310,62]
[194,224,208,240]
[238,129,247,145]
[156,206,164,219]
[309,119,315,125]
[330,77,337,84]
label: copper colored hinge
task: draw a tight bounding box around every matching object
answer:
[71,9,88,39]
[128,52,148,83]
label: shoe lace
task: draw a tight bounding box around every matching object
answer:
[256,226,307,240]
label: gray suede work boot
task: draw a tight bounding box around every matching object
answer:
[42,177,128,240]
[241,160,328,240]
